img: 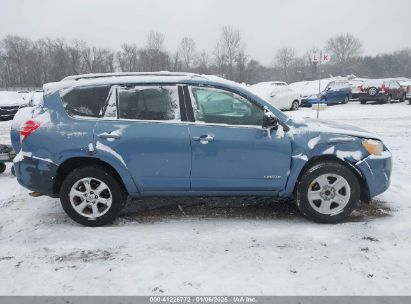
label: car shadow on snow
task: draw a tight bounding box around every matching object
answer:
[118,197,394,224]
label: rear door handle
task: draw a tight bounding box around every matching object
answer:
[98,132,121,139]
[192,134,214,144]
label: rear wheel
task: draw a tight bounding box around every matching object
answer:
[385,95,392,104]
[296,161,360,223]
[290,100,299,111]
[399,94,406,103]
[60,166,127,226]
[360,99,366,104]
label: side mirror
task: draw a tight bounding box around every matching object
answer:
[262,108,278,129]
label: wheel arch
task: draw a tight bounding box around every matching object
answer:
[53,157,136,196]
[294,154,370,202]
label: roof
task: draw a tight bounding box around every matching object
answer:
[61,71,205,81]
[43,72,246,96]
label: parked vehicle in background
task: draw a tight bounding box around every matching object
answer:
[249,82,300,111]
[27,90,44,107]
[302,80,352,105]
[358,79,406,104]
[11,72,392,226]
[398,80,411,104]
[0,91,26,120]
[349,78,366,99]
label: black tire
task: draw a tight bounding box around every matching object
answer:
[296,161,360,223]
[342,95,349,104]
[60,166,127,227]
[0,163,6,174]
[360,99,366,104]
[290,100,299,111]
[385,95,392,104]
[11,165,15,176]
[399,94,406,103]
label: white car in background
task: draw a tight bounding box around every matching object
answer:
[0,91,27,120]
[249,82,301,111]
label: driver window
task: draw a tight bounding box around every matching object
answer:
[190,87,263,126]
[326,82,335,90]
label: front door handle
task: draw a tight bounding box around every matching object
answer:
[98,132,121,140]
[192,134,214,144]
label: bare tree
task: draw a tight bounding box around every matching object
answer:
[147,31,165,51]
[274,47,296,82]
[325,33,362,64]
[197,50,210,74]
[116,43,139,72]
[214,25,242,80]
[142,31,170,71]
[235,48,248,82]
[178,37,196,71]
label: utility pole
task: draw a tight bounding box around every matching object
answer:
[317,50,322,120]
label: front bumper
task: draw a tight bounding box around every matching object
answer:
[355,151,392,198]
[301,98,320,106]
[14,154,58,196]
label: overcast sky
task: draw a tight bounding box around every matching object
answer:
[1,0,411,65]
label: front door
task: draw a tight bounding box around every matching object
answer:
[94,85,191,192]
[186,86,292,192]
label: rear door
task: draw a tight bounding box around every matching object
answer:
[186,85,292,192]
[94,84,191,192]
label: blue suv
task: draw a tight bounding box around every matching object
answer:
[302,80,352,105]
[11,72,392,226]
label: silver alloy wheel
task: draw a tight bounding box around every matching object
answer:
[344,96,349,103]
[69,177,113,219]
[368,87,377,96]
[307,173,351,215]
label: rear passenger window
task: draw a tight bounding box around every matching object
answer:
[62,86,111,118]
[117,86,180,121]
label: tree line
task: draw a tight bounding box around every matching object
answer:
[1,26,411,89]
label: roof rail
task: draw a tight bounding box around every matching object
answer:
[61,71,203,81]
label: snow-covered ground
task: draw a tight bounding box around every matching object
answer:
[0,101,410,295]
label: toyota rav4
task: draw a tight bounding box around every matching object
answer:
[11,72,392,226]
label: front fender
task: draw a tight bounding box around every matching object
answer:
[279,134,368,198]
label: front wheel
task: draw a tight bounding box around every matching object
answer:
[0,163,6,174]
[343,95,349,104]
[60,166,127,226]
[296,161,360,223]
[290,100,299,111]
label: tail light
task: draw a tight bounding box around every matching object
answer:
[20,120,40,142]
[380,83,386,93]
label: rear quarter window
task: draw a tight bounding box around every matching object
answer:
[62,85,111,118]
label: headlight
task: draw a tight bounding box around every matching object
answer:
[362,139,383,156]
